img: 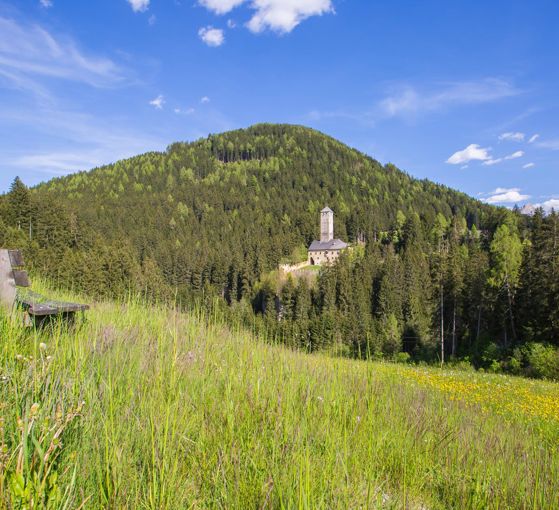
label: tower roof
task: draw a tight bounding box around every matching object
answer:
[308,239,348,251]
[321,206,333,213]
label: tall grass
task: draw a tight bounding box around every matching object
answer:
[1,284,558,508]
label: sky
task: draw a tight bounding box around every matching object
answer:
[1,0,558,210]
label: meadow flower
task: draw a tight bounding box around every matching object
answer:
[39,342,47,351]
[30,403,40,416]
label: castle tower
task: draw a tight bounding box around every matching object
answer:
[320,207,334,242]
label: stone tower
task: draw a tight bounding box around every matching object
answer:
[320,207,334,242]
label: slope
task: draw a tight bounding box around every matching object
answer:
[1,284,558,508]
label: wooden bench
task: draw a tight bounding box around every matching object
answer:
[0,249,89,325]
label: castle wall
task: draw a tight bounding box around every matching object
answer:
[308,249,342,266]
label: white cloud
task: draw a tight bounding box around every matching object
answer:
[484,187,530,204]
[199,0,334,34]
[528,134,540,143]
[198,26,225,47]
[482,150,524,166]
[482,158,502,166]
[523,162,535,169]
[200,96,210,103]
[198,0,245,15]
[539,199,559,212]
[505,150,524,160]
[0,17,123,93]
[148,15,156,25]
[498,131,524,142]
[127,0,150,12]
[227,19,237,28]
[380,79,518,118]
[446,144,491,165]
[149,94,165,109]
[246,0,333,33]
[40,0,53,7]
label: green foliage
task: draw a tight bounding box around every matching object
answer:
[0,124,557,374]
[523,343,559,380]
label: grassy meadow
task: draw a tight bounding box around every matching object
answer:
[1,285,559,509]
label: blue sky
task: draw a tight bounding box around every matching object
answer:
[1,0,558,210]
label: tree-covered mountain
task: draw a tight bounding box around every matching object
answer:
[1,124,557,376]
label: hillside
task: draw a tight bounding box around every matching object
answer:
[31,123,496,288]
[1,285,558,508]
[0,124,558,372]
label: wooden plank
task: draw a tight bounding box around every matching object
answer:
[8,250,24,268]
[16,289,89,316]
[13,270,30,288]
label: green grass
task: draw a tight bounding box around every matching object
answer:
[1,285,558,509]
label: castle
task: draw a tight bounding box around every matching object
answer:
[307,207,348,266]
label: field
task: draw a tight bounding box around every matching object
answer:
[1,286,559,509]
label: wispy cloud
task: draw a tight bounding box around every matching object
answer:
[536,139,559,150]
[127,0,150,13]
[446,144,491,165]
[149,94,165,109]
[12,151,104,174]
[482,158,502,166]
[174,107,195,115]
[2,107,165,177]
[482,150,524,166]
[506,150,524,160]
[39,0,53,8]
[200,96,210,103]
[482,187,530,204]
[198,0,334,34]
[498,131,524,142]
[528,133,539,143]
[198,26,225,47]
[523,162,535,169]
[0,16,124,95]
[380,78,518,119]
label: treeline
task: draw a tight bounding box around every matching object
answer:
[0,124,557,378]
[253,210,559,379]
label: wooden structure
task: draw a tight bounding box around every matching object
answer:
[0,248,89,324]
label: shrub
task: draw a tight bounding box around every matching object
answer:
[524,343,559,380]
[394,351,411,364]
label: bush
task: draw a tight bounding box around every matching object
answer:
[524,343,559,380]
[481,342,501,369]
[448,358,475,372]
[394,351,411,364]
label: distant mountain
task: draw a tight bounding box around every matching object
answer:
[520,204,536,216]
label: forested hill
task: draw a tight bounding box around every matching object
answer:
[1,124,558,376]
[9,123,497,293]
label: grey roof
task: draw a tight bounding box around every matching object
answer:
[308,239,348,251]
[321,206,333,213]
